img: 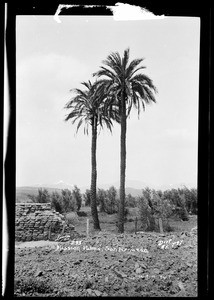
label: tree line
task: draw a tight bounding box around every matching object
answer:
[64,48,157,233]
[27,186,82,214]
[137,187,197,232]
[28,185,197,231]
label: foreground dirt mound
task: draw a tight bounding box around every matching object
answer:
[15,229,197,297]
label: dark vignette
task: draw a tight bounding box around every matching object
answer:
[3,2,211,298]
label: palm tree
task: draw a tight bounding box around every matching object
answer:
[64,80,118,230]
[93,48,158,233]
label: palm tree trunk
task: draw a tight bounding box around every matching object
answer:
[118,93,126,233]
[90,118,101,230]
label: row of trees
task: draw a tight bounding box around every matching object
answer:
[28,185,197,232]
[64,48,157,232]
[137,187,197,232]
[28,186,82,214]
[83,186,118,214]
[82,185,197,216]
[28,186,197,215]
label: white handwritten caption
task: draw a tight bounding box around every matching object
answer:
[157,239,183,249]
[55,241,148,253]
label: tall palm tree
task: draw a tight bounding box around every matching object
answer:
[94,48,158,233]
[64,80,118,230]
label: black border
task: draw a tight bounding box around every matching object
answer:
[3,2,212,298]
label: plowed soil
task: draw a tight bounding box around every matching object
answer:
[14,219,197,297]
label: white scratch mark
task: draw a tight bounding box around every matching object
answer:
[54,3,165,23]
[54,4,74,23]
[54,4,102,23]
[107,3,165,20]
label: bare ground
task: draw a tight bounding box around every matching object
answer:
[14,214,197,297]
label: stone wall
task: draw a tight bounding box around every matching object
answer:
[15,203,70,242]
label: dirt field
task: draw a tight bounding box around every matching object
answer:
[14,213,197,297]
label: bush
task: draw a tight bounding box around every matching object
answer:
[27,188,51,203]
[97,186,118,214]
[125,193,137,207]
[163,187,197,217]
[51,186,85,213]
[137,195,156,231]
[177,193,189,221]
[83,189,91,206]
[138,188,175,232]
[61,189,77,212]
[105,186,118,214]
[72,185,82,211]
[14,277,54,296]
[97,189,107,212]
[180,187,197,214]
[51,191,63,213]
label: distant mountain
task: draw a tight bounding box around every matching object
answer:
[81,179,149,192]
[125,187,142,197]
[16,181,75,202]
[32,180,75,190]
[16,179,196,202]
[16,186,62,202]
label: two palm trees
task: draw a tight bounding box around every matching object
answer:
[65,48,157,233]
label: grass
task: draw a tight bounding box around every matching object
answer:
[74,206,197,236]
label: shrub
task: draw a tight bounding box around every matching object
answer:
[125,193,137,207]
[51,191,63,213]
[61,189,77,212]
[138,188,157,231]
[177,193,189,221]
[72,185,82,211]
[180,186,197,214]
[138,189,175,232]
[137,195,156,231]
[97,186,118,214]
[27,188,51,203]
[105,186,118,214]
[83,189,91,206]
[97,188,107,212]
[14,277,54,296]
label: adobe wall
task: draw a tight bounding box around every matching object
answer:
[15,203,68,242]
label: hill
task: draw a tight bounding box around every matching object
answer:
[16,185,143,202]
[16,186,62,202]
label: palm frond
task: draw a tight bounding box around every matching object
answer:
[81,81,92,90]
[127,65,146,79]
[76,119,84,133]
[93,66,117,80]
[64,111,79,122]
[126,57,144,74]
[142,85,157,104]
[102,51,122,78]
[72,88,88,98]
[65,78,118,134]
[122,48,130,71]
[132,74,158,93]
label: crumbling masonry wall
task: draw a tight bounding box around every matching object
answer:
[15,203,68,242]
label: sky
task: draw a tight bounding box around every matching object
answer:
[16,15,200,189]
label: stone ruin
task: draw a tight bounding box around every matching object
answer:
[15,203,73,242]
